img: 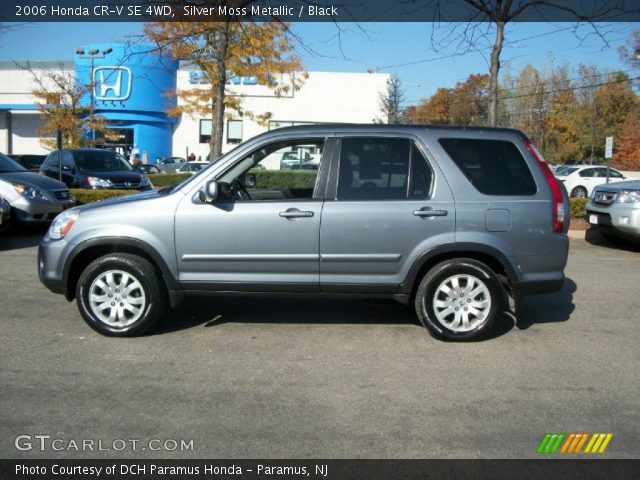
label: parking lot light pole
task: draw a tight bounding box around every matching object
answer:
[76,47,113,147]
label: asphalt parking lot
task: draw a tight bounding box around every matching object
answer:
[1,228,639,459]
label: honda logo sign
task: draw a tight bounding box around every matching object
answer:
[94,66,132,101]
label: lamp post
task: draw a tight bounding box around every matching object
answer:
[75,47,113,146]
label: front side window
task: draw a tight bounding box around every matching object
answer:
[217,139,324,201]
[439,138,536,196]
[337,137,432,200]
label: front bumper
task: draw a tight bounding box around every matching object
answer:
[11,196,75,224]
[38,238,70,298]
[586,203,640,238]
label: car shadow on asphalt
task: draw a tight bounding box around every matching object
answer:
[585,229,640,253]
[0,225,47,251]
[512,277,577,331]
[155,279,576,339]
[154,296,421,335]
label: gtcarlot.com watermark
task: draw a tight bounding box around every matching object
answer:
[15,434,194,452]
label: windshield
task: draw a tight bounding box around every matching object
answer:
[0,153,28,173]
[74,151,134,173]
[555,166,578,176]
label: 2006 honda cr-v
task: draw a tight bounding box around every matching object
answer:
[38,125,569,341]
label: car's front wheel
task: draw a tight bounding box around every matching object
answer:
[76,254,165,336]
[415,258,504,341]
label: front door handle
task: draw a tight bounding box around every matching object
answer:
[279,208,314,219]
[413,207,448,218]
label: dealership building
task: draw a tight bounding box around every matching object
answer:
[0,43,389,161]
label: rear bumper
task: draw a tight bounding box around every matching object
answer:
[513,274,565,298]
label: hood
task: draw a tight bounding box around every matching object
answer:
[78,188,166,212]
[594,180,640,191]
[0,171,67,191]
[81,170,143,183]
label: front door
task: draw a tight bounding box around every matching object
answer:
[319,136,456,291]
[175,137,331,292]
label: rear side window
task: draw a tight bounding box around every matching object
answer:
[338,138,433,200]
[439,138,536,196]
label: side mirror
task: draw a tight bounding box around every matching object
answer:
[62,165,72,172]
[244,173,256,188]
[199,180,218,203]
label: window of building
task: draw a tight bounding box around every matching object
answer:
[337,137,433,201]
[227,119,243,144]
[199,119,212,144]
[439,138,536,196]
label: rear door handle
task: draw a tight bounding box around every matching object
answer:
[279,208,314,219]
[413,207,448,218]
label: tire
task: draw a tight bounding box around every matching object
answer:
[414,258,504,341]
[571,186,588,198]
[76,253,165,336]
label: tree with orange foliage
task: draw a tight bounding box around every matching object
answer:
[20,61,113,150]
[613,111,640,170]
[145,20,304,158]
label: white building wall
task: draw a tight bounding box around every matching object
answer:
[172,71,389,159]
[11,113,50,154]
[0,64,389,158]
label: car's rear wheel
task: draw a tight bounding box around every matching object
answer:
[571,186,588,198]
[76,254,165,336]
[415,258,504,341]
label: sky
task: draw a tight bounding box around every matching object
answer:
[1,21,638,105]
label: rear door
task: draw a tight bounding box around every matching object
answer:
[319,135,455,292]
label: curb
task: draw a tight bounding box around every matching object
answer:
[568,229,587,240]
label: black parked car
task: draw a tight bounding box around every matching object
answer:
[40,149,153,191]
[9,154,46,172]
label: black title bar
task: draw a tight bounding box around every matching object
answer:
[2,459,640,480]
[2,0,639,23]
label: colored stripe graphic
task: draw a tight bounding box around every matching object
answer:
[537,433,566,454]
[584,433,613,454]
[560,433,589,454]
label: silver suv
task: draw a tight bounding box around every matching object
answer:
[38,125,569,341]
[587,180,640,242]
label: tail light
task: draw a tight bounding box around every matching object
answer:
[525,140,565,233]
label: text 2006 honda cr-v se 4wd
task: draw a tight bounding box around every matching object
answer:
[39,125,569,341]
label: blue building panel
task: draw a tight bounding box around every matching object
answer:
[74,43,178,161]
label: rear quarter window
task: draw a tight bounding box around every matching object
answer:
[439,138,537,196]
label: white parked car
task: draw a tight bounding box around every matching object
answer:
[554,165,634,198]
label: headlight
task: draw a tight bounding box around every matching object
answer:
[141,176,153,187]
[87,176,113,188]
[45,209,79,241]
[617,190,640,203]
[15,184,45,199]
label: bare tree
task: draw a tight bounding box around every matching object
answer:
[430,0,626,126]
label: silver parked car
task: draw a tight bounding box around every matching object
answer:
[587,180,640,242]
[0,153,74,224]
[0,194,10,231]
[155,156,187,173]
[38,125,569,340]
